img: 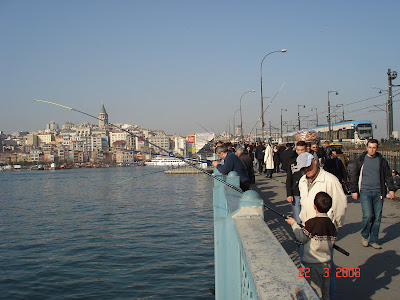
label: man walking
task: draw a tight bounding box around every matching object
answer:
[286,141,307,224]
[349,139,395,249]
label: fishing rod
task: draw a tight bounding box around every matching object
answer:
[34,99,350,256]
[34,99,242,193]
[263,203,350,256]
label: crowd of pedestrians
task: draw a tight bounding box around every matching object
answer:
[212,138,397,299]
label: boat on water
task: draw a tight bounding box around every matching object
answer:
[145,156,187,167]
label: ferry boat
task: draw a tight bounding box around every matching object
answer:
[145,156,187,166]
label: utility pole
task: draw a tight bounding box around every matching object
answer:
[298,104,305,130]
[328,91,338,141]
[281,109,287,142]
[387,69,399,141]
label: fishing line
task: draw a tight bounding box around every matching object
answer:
[249,83,285,135]
[34,99,349,256]
[34,99,242,192]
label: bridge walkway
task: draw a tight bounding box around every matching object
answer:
[252,172,400,300]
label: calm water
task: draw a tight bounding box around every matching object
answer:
[0,167,215,299]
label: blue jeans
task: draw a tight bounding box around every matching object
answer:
[359,190,383,244]
[292,196,302,224]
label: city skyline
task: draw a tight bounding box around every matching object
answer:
[1,1,400,138]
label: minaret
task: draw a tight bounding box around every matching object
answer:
[99,103,108,128]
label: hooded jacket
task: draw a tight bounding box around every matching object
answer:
[349,151,395,198]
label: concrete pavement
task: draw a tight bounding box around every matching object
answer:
[252,172,400,300]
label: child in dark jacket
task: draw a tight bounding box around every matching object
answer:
[286,192,337,300]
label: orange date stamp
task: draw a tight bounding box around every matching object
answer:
[299,267,361,278]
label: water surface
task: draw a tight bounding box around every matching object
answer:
[0,167,214,299]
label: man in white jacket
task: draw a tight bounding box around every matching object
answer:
[296,152,347,227]
[295,152,348,300]
[264,142,274,178]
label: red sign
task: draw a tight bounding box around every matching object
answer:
[187,135,195,143]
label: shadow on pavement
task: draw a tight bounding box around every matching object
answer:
[381,222,400,245]
[336,250,400,299]
[337,220,362,240]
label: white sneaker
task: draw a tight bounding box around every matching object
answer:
[361,237,369,247]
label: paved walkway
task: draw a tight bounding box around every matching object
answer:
[252,172,400,300]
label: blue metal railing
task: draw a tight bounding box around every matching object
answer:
[213,169,318,299]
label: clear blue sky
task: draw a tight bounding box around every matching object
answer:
[1,0,399,138]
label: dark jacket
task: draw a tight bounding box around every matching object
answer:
[281,148,295,172]
[239,153,255,184]
[324,158,347,182]
[286,156,302,197]
[255,144,265,160]
[349,151,395,197]
[216,152,249,183]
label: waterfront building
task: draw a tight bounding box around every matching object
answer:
[109,131,128,147]
[115,149,135,164]
[30,149,42,162]
[148,136,171,152]
[98,103,108,128]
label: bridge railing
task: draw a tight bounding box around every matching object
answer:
[213,169,318,300]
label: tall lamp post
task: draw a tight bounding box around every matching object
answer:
[280,108,287,142]
[240,90,256,141]
[328,90,339,142]
[260,49,287,141]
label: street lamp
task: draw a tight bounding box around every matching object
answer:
[280,108,287,142]
[260,49,287,141]
[240,90,256,141]
[328,90,339,141]
[298,104,305,130]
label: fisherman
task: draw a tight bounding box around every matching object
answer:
[212,145,250,191]
[286,192,337,300]
[295,152,347,300]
